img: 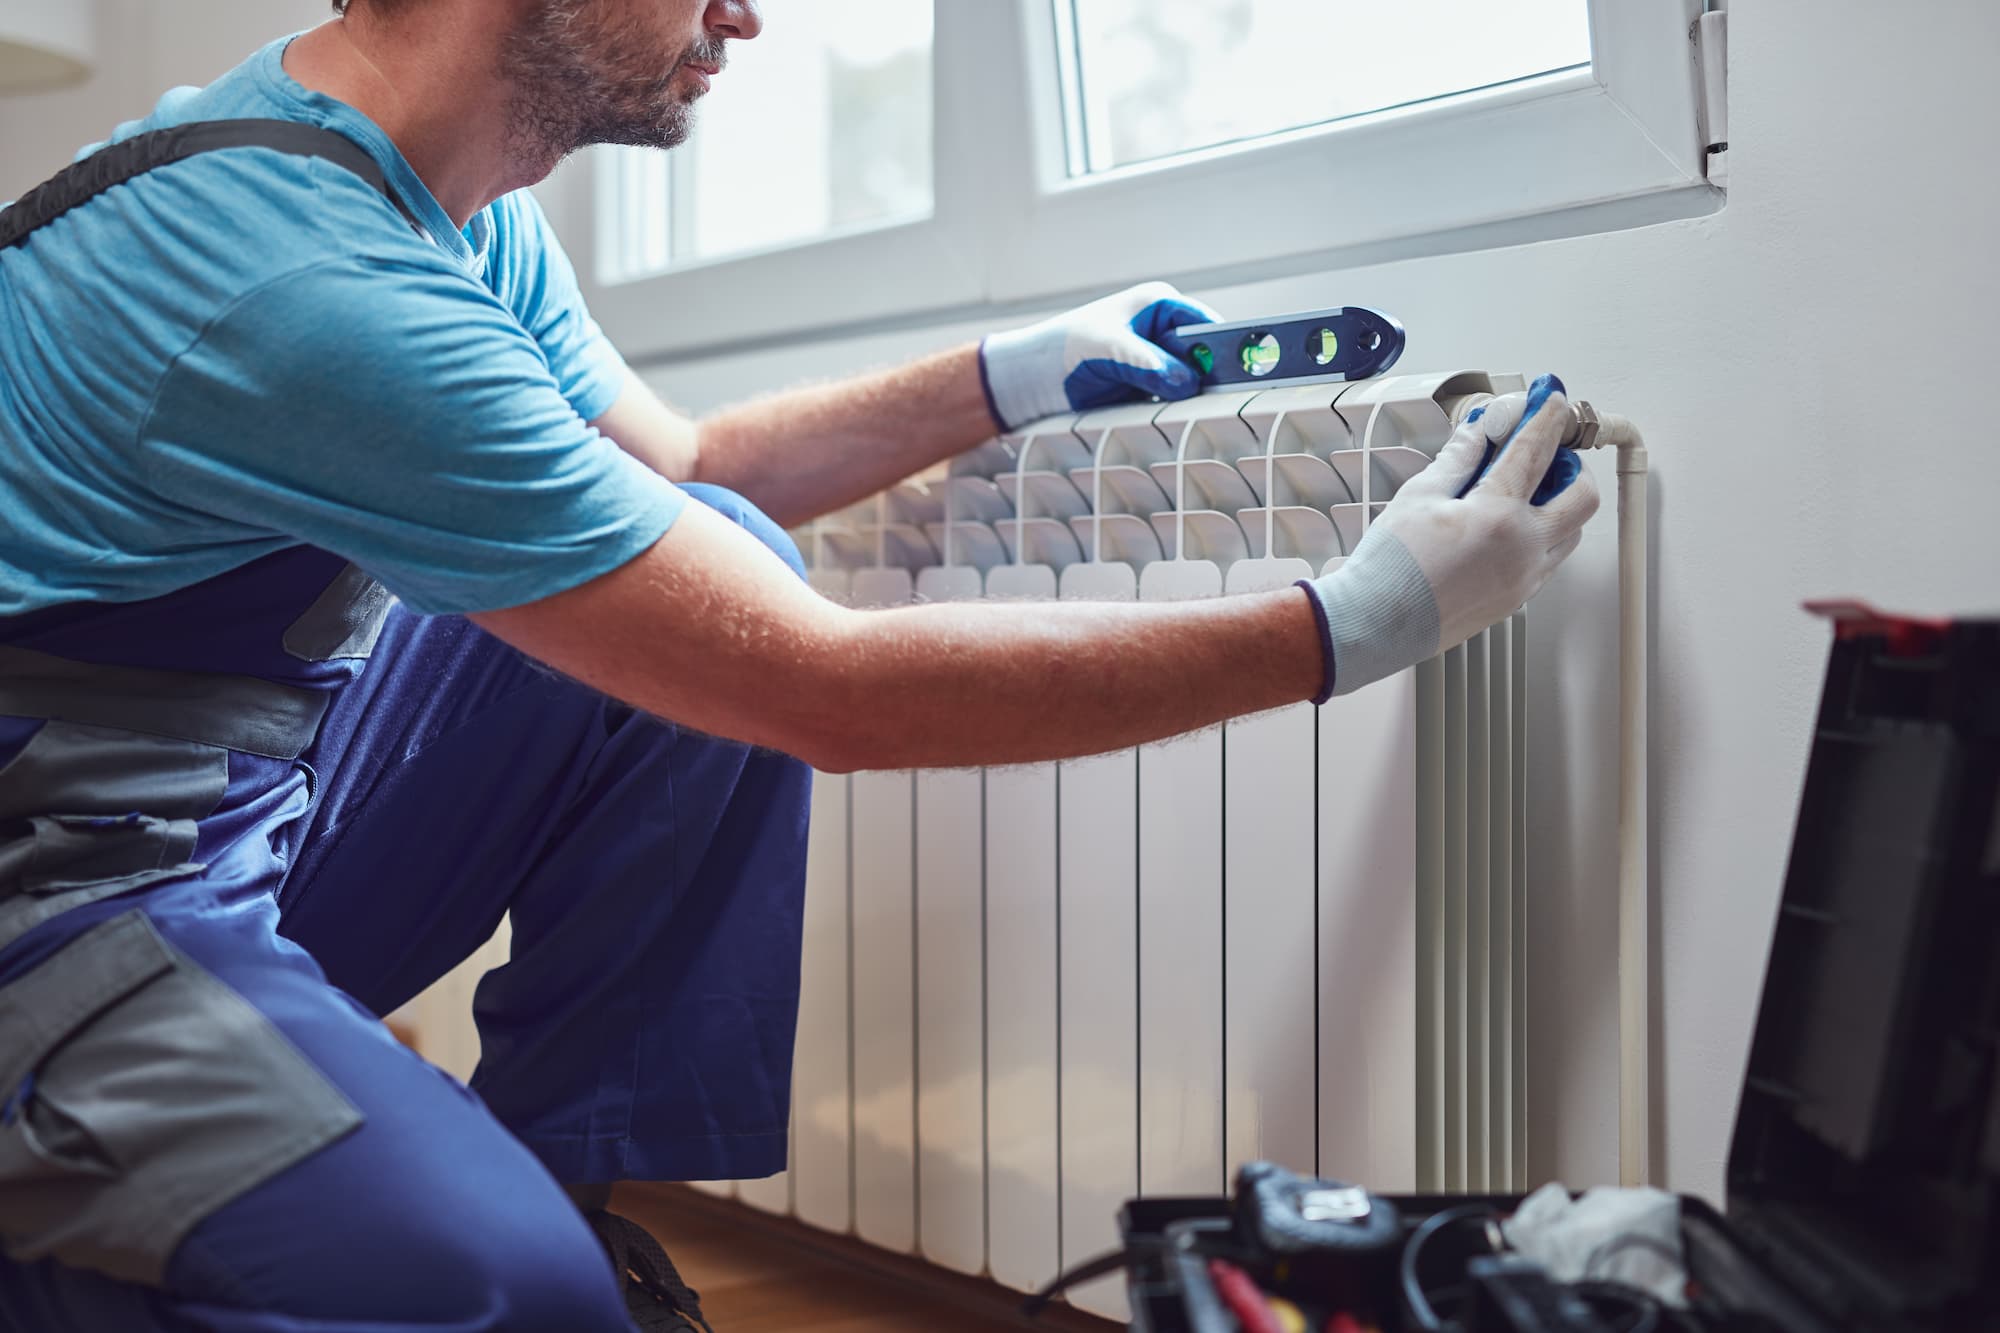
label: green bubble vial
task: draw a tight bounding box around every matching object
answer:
[1189,343,1215,375]
[1311,328,1339,365]
[1241,333,1282,377]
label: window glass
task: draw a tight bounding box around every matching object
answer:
[1059,0,1592,175]
[605,0,933,276]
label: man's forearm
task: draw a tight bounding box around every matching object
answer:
[598,283,1217,529]
[808,588,1323,771]
[473,501,1323,773]
[690,344,995,530]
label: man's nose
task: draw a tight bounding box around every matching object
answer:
[706,1,762,41]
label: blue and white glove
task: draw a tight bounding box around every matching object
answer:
[1299,374,1599,700]
[979,281,1220,431]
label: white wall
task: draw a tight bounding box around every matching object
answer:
[6,0,1996,1204]
[0,0,327,199]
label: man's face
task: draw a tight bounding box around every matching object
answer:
[502,0,759,160]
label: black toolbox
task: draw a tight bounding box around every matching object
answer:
[1117,607,2000,1332]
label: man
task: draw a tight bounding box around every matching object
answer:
[0,0,1595,1328]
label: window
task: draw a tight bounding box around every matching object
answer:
[1056,0,1592,176]
[577,1,1714,363]
[599,0,933,280]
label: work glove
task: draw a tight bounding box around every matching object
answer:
[979,281,1219,431]
[1299,373,1598,700]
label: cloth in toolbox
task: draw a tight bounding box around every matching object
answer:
[1501,1184,1685,1311]
[0,486,810,1331]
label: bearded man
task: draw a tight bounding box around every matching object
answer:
[0,1,1596,1328]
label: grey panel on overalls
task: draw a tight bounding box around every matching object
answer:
[0,722,224,945]
[0,646,330,762]
[282,561,397,663]
[0,569,392,1284]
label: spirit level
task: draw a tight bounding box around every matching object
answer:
[1158,306,1405,393]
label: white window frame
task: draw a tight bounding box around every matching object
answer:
[570,0,1712,364]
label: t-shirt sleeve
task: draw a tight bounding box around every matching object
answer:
[485,190,629,423]
[139,254,686,616]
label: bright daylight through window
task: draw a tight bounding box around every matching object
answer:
[587,2,1702,357]
[1057,0,1593,175]
[599,0,933,280]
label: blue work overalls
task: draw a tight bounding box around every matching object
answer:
[0,125,811,1332]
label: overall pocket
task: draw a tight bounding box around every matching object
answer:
[0,911,364,1286]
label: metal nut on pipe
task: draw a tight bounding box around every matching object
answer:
[1438,390,1607,453]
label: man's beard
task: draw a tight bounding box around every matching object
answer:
[501,0,724,167]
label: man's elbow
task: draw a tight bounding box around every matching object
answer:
[797,742,868,776]
[774,689,879,776]
[767,643,898,776]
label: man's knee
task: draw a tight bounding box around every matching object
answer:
[379,1218,630,1331]
[680,482,806,579]
[174,1195,631,1331]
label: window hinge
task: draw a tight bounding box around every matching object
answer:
[1694,8,1730,187]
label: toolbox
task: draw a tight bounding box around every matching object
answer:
[1099,606,2000,1332]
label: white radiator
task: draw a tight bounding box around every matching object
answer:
[710,371,1536,1322]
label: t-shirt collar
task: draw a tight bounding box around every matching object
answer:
[255,35,494,277]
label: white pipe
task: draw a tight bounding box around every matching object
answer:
[1589,411,1651,1187]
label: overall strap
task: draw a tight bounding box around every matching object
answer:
[0,118,419,251]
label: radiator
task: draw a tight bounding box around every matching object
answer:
[708,371,1535,1322]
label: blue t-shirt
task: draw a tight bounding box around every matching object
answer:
[0,35,686,618]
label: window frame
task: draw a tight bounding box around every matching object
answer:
[572,0,1712,364]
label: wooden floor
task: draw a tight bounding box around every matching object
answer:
[617,1185,1122,1333]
